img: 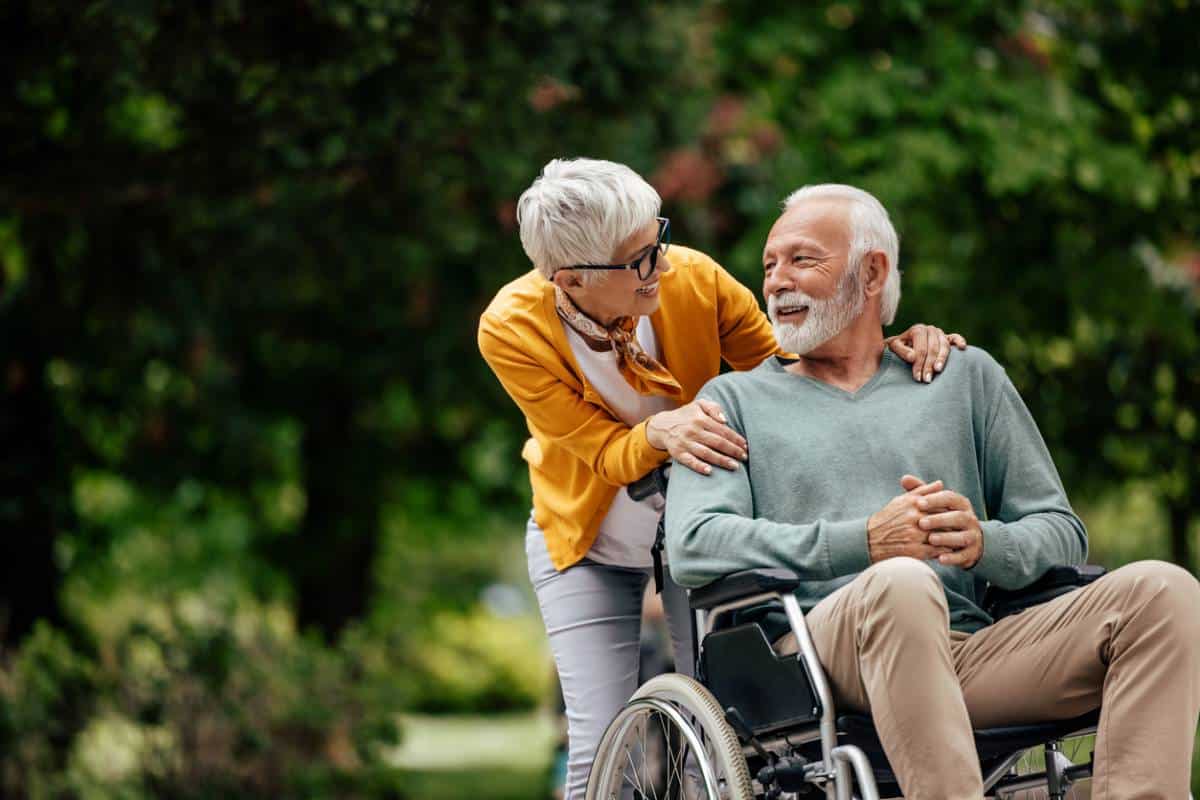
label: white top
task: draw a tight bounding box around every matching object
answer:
[563,316,677,567]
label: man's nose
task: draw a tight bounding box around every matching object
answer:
[763,269,792,297]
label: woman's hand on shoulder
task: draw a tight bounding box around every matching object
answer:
[646,400,748,476]
[886,324,967,383]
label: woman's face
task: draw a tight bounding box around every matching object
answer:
[554,219,673,325]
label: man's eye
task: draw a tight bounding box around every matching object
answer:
[764,262,775,272]
[793,255,812,263]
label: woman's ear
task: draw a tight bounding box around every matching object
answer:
[862,251,889,297]
[552,269,581,291]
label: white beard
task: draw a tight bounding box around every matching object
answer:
[768,268,864,355]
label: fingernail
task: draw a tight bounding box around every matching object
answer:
[719,413,728,423]
[703,465,712,475]
[924,372,932,382]
[935,361,944,370]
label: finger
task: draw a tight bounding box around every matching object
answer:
[677,451,713,476]
[926,530,972,549]
[920,511,971,532]
[949,333,968,350]
[698,416,748,455]
[696,399,729,425]
[916,490,969,512]
[938,548,979,568]
[907,326,927,381]
[899,474,925,491]
[688,441,739,471]
[888,336,917,363]
[694,428,746,464]
[934,330,951,373]
[908,479,944,497]
[920,326,938,382]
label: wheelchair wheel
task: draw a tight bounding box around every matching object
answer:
[587,673,754,800]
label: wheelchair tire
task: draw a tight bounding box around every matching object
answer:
[587,673,754,800]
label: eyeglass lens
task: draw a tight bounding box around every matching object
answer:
[636,220,671,280]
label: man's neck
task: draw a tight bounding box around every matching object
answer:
[783,323,887,393]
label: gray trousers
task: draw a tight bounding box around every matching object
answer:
[526,519,695,800]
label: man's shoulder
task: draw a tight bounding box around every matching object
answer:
[938,344,1008,383]
[698,357,779,398]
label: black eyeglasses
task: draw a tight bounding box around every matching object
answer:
[558,217,671,281]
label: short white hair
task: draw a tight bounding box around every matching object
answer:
[782,184,902,325]
[517,158,661,284]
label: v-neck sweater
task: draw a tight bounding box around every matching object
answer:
[664,347,1088,633]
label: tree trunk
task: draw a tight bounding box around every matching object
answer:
[264,390,378,639]
[0,299,64,646]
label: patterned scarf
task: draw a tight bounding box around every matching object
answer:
[554,286,684,400]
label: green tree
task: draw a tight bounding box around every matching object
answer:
[0,0,710,640]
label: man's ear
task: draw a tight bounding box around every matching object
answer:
[861,251,889,298]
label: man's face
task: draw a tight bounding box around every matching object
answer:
[761,200,863,354]
[561,219,672,323]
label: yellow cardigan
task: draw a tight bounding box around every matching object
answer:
[478,246,780,570]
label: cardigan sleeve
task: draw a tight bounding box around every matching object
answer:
[478,311,669,486]
[710,256,782,371]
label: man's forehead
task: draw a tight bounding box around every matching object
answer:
[764,200,851,253]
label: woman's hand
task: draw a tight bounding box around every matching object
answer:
[646,399,748,475]
[886,324,967,383]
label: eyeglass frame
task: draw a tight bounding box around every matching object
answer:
[555,217,671,282]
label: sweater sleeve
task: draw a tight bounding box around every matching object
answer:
[663,381,871,588]
[478,311,668,487]
[971,361,1088,590]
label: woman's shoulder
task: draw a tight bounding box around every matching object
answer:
[481,269,548,327]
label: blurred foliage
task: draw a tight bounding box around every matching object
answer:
[1,0,1199,795]
[1,610,404,799]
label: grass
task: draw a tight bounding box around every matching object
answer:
[387,712,558,800]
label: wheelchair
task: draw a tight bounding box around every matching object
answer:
[586,467,1116,800]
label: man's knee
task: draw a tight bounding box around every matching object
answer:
[861,557,946,614]
[1111,559,1200,639]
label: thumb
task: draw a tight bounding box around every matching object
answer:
[697,398,728,424]
[899,474,924,492]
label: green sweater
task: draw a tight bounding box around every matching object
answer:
[664,347,1087,633]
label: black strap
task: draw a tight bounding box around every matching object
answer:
[651,517,666,594]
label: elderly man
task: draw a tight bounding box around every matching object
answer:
[664,183,1200,799]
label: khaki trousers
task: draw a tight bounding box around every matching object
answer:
[778,558,1200,800]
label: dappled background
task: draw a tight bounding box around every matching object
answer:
[2,1,1198,797]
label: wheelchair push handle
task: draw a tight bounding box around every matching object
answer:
[627,463,671,501]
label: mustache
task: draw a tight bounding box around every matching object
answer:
[767,291,818,320]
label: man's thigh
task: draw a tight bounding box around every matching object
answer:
[954,573,1119,729]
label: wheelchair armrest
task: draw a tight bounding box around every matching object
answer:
[689,569,802,610]
[984,564,1107,621]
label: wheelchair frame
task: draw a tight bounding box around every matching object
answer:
[691,574,1100,799]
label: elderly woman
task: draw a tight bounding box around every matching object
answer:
[478,157,963,798]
